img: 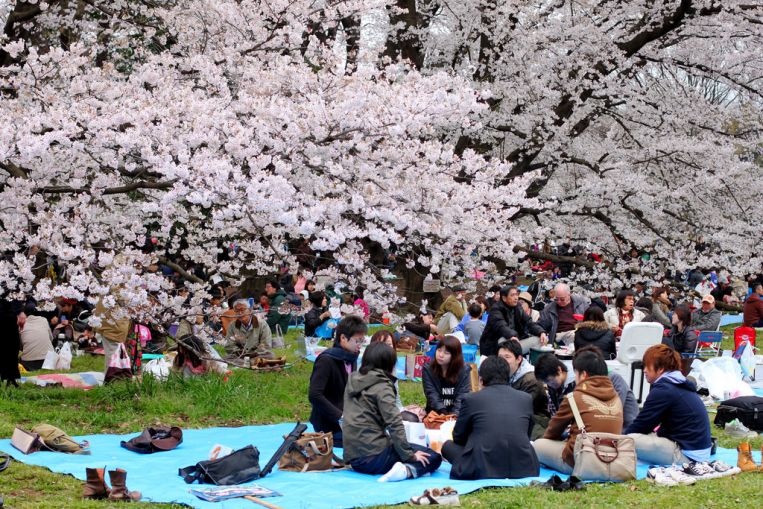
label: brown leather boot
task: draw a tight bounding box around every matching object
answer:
[82,468,110,499]
[737,442,757,473]
[107,469,141,501]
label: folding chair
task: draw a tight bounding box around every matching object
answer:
[685,331,724,359]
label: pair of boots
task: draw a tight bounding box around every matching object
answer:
[737,442,762,473]
[83,468,141,501]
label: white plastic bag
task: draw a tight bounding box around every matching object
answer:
[143,358,171,381]
[42,350,59,370]
[699,357,743,400]
[55,342,73,370]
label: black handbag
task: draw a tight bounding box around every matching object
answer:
[179,445,261,485]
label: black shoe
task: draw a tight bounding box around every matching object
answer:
[567,476,586,491]
[554,478,571,492]
[536,475,564,490]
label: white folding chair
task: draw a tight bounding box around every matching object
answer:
[616,322,664,403]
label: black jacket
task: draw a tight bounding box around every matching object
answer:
[422,363,471,415]
[308,349,356,433]
[574,321,617,360]
[479,300,544,356]
[304,307,327,337]
[663,325,696,354]
[449,384,539,480]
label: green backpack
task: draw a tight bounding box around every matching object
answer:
[31,424,91,455]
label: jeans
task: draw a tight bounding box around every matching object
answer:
[628,433,689,465]
[533,438,573,474]
[350,444,442,478]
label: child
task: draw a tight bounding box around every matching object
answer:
[463,303,485,345]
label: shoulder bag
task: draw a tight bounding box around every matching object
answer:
[567,393,636,481]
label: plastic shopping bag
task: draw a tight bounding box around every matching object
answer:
[42,350,59,370]
[55,342,73,370]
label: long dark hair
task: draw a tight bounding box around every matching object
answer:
[430,335,465,384]
[673,303,692,328]
[359,342,396,375]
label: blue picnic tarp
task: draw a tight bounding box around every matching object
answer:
[0,423,754,509]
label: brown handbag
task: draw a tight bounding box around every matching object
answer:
[277,432,344,473]
[11,427,47,454]
[422,411,457,430]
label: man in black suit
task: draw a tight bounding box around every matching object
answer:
[441,356,540,480]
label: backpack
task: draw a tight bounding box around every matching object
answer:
[714,396,763,431]
[31,424,90,454]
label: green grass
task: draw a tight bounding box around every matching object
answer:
[1,325,761,508]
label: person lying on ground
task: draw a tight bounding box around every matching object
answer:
[534,349,639,428]
[533,349,624,476]
[343,342,442,482]
[422,335,471,416]
[480,286,547,356]
[224,299,273,358]
[497,339,549,439]
[625,344,712,466]
[442,356,539,480]
[574,305,616,360]
[537,283,588,347]
[687,294,721,336]
[603,289,644,338]
[308,315,366,448]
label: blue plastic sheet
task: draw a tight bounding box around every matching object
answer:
[0,423,749,509]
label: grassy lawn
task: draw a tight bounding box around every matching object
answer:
[1,325,761,508]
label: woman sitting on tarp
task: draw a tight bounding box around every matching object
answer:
[422,336,471,417]
[343,342,442,482]
[304,291,333,338]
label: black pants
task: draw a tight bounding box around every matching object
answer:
[350,444,441,478]
[441,440,464,465]
[21,359,45,372]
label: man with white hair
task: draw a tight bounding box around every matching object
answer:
[225,299,273,359]
[537,283,588,347]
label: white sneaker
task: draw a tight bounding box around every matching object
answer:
[725,419,758,439]
[666,465,698,484]
[647,466,678,487]
[709,460,741,477]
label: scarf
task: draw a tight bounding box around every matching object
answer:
[322,346,359,366]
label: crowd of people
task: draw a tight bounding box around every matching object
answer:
[305,271,761,484]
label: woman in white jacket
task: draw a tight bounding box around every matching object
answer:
[604,290,644,338]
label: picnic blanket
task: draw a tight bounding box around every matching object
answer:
[18,371,104,390]
[0,423,751,509]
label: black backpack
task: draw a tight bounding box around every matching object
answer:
[714,396,763,431]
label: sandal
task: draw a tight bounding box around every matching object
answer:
[409,487,460,506]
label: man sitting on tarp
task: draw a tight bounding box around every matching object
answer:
[225,299,273,359]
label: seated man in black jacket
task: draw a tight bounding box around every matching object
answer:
[441,356,540,480]
[497,339,550,439]
[479,286,547,356]
[308,315,367,448]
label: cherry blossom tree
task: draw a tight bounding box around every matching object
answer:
[1,1,761,321]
